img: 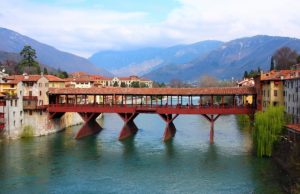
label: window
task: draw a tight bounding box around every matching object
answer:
[20,119,23,125]
[274,90,277,97]
[15,100,17,106]
[39,83,42,87]
[10,100,13,106]
[29,110,32,115]
[13,111,15,117]
[20,111,23,116]
[40,111,42,115]
[40,91,42,96]
[13,120,15,126]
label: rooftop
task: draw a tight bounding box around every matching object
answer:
[286,124,300,134]
[49,87,256,95]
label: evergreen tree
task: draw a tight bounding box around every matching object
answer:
[270,56,275,70]
[18,45,40,74]
[244,71,248,78]
[43,67,48,75]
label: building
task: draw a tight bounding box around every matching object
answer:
[237,78,255,104]
[94,75,153,88]
[284,71,300,123]
[45,75,65,88]
[260,70,293,111]
[64,77,94,88]
[0,79,24,138]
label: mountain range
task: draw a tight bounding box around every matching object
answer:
[144,35,300,82]
[2,27,300,82]
[0,27,112,76]
[91,35,300,82]
[89,41,223,76]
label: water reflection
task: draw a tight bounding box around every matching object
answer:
[164,140,176,159]
[121,136,136,158]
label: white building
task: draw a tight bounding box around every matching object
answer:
[284,71,300,123]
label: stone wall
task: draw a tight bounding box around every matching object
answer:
[21,111,84,138]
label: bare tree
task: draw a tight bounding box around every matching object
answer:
[273,47,298,70]
[169,79,184,88]
[198,75,219,87]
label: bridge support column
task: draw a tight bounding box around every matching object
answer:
[202,114,221,144]
[49,112,65,120]
[159,114,179,141]
[76,113,102,139]
[118,113,139,140]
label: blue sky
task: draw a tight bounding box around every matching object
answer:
[1,0,300,57]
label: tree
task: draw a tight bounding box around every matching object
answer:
[113,81,119,87]
[153,82,166,88]
[56,69,69,78]
[43,67,48,75]
[244,71,248,78]
[140,82,147,88]
[272,47,298,70]
[253,106,286,157]
[270,56,275,71]
[198,75,218,87]
[169,79,184,88]
[120,82,126,88]
[130,81,140,88]
[18,45,40,74]
[297,55,300,64]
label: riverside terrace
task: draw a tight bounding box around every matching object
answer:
[48,87,257,143]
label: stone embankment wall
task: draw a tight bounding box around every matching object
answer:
[273,135,300,193]
[24,112,84,137]
[4,112,84,139]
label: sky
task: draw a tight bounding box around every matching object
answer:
[1,0,300,57]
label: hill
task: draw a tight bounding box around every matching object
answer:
[89,40,223,76]
[144,35,300,82]
[0,27,112,76]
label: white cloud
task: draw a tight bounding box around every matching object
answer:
[1,0,300,57]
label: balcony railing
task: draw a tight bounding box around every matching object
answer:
[0,101,6,106]
[23,96,38,100]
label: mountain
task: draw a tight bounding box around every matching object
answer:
[0,50,21,63]
[0,27,112,76]
[144,35,300,82]
[89,40,223,76]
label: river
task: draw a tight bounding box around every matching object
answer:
[0,113,284,193]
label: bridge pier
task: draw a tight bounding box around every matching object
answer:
[76,113,103,139]
[159,114,179,141]
[118,113,139,140]
[49,112,65,119]
[202,114,221,144]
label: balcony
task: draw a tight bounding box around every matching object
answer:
[0,101,6,106]
[0,123,5,130]
[23,96,38,101]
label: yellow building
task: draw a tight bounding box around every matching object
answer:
[45,75,65,88]
[260,70,292,111]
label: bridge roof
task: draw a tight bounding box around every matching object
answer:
[48,87,256,96]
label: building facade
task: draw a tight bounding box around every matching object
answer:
[284,72,300,123]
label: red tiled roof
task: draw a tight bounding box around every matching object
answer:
[5,75,42,82]
[261,70,300,81]
[64,77,94,82]
[49,87,256,95]
[44,75,65,82]
[286,124,300,133]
